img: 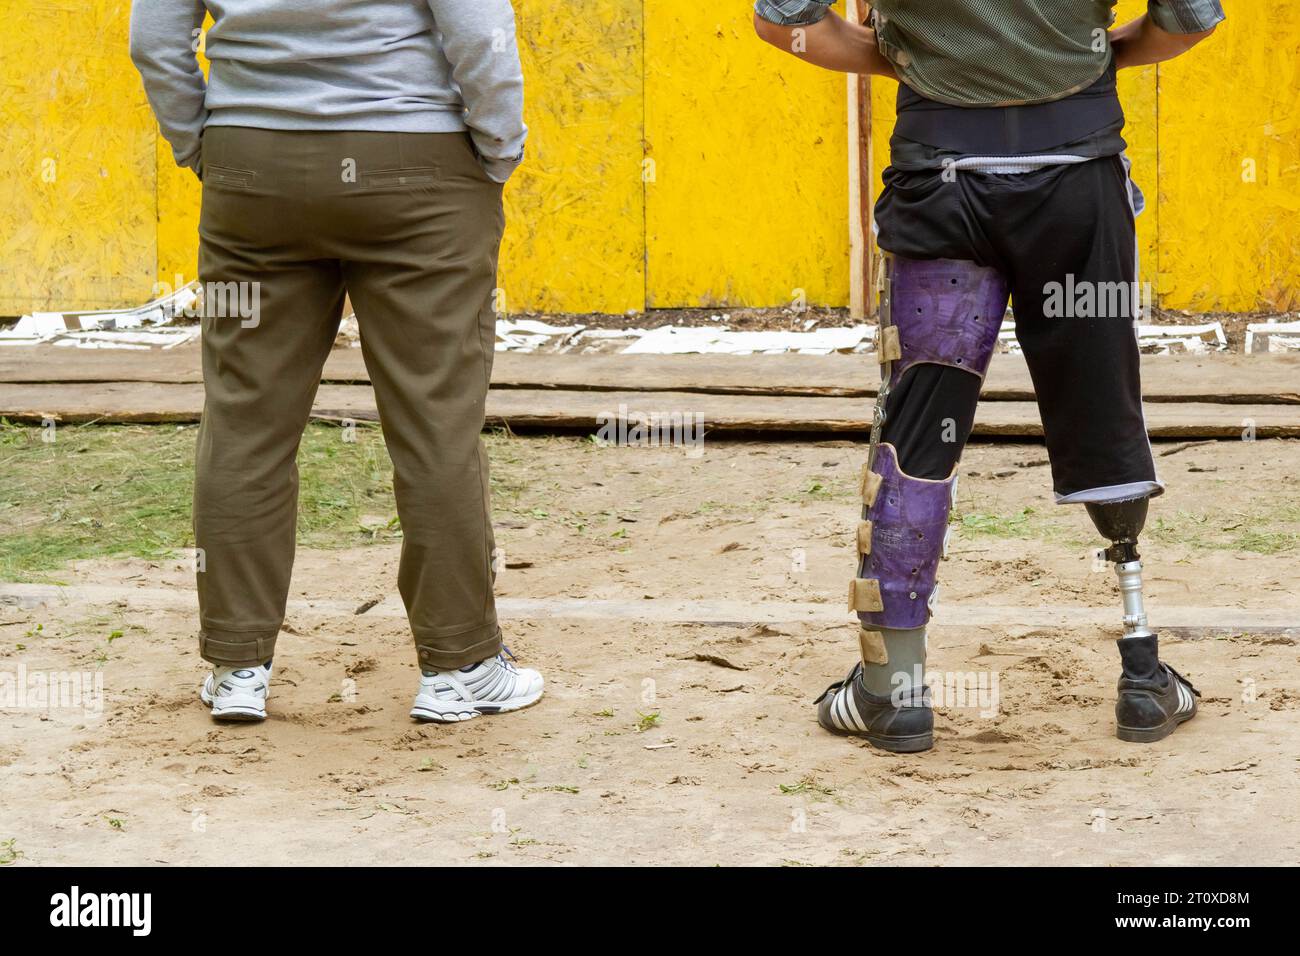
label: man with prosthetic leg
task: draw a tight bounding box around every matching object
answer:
[815,255,1198,750]
[754,0,1223,750]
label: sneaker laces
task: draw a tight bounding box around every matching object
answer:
[497,645,519,672]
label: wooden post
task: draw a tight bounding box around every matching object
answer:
[846,0,873,320]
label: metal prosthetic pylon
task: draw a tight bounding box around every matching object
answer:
[1086,499,1156,640]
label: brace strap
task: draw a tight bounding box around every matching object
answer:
[847,577,884,613]
[858,627,888,666]
[856,520,873,555]
[876,325,901,364]
[859,464,882,506]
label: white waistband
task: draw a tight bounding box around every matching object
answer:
[945,154,1092,174]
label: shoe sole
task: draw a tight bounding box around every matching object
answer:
[819,719,934,753]
[410,687,544,724]
[868,732,934,753]
[1116,706,1196,743]
[210,707,266,722]
[200,687,267,722]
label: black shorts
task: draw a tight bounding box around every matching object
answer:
[873,155,1162,503]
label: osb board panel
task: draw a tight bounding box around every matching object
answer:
[500,0,646,313]
[154,16,211,295]
[1113,0,1159,293]
[155,135,202,294]
[644,2,849,308]
[0,1,156,314]
[1157,5,1300,311]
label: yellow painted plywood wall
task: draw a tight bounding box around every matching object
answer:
[1,1,1295,315]
[0,1,157,313]
[1156,3,1300,312]
[502,0,645,314]
[645,2,848,308]
[155,19,211,297]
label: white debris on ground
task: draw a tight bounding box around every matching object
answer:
[333,315,639,353]
[1245,319,1300,353]
[335,314,362,348]
[622,324,875,355]
[995,317,1229,355]
[496,317,585,352]
[0,282,201,349]
[1134,321,1228,354]
[493,319,647,354]
[484,317,876,355]
[585,316,1229,358]
[0,288,1263,358]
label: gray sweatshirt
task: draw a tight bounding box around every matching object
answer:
[129,0,527,182]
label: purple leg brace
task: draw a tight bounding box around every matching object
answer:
[851,256,1011,631]
[879,256,1009,390]
[855,443,956,629]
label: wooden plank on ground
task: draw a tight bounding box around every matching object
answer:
[2,347,1299,405]
[4,382,1298,438]
[0,346,204,384]
[499,353,1300,405]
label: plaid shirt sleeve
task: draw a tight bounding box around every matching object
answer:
[753,0,834,27]
[1148,0,1226,33]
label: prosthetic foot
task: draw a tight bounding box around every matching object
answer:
[1087,497,1199,742]
[823,256,1010,752]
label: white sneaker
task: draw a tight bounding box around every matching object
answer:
[200,663,271,721]
[410,651,544,723]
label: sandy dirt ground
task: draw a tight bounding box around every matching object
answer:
[2,435,1298,866]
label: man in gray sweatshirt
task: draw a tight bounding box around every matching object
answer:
[130,1,543,724]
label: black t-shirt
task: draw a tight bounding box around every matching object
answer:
[888,59,1127,170]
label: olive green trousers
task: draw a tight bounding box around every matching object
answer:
[195,126,504,671]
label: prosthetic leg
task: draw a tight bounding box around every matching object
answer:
[817,255,1009,752]
[1086,497,1200,742]
[1086,498,1154,641]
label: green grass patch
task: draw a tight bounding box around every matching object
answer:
[2,421,200,580]
[956,507,1040,538]
[0,420,407,580]
[954,500,1300,556]
[0,421,613,581]
[779,775,835,797]
[1227,529,1300,555]
[1148,507,1300,555]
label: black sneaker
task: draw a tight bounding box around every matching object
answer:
[1115,634,1200,743]
[815,663,933,753]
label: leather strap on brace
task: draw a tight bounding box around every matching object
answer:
[859,464,882,506]
[877,325,901,364]
[858,627,888,665]
[847,577,884,613]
